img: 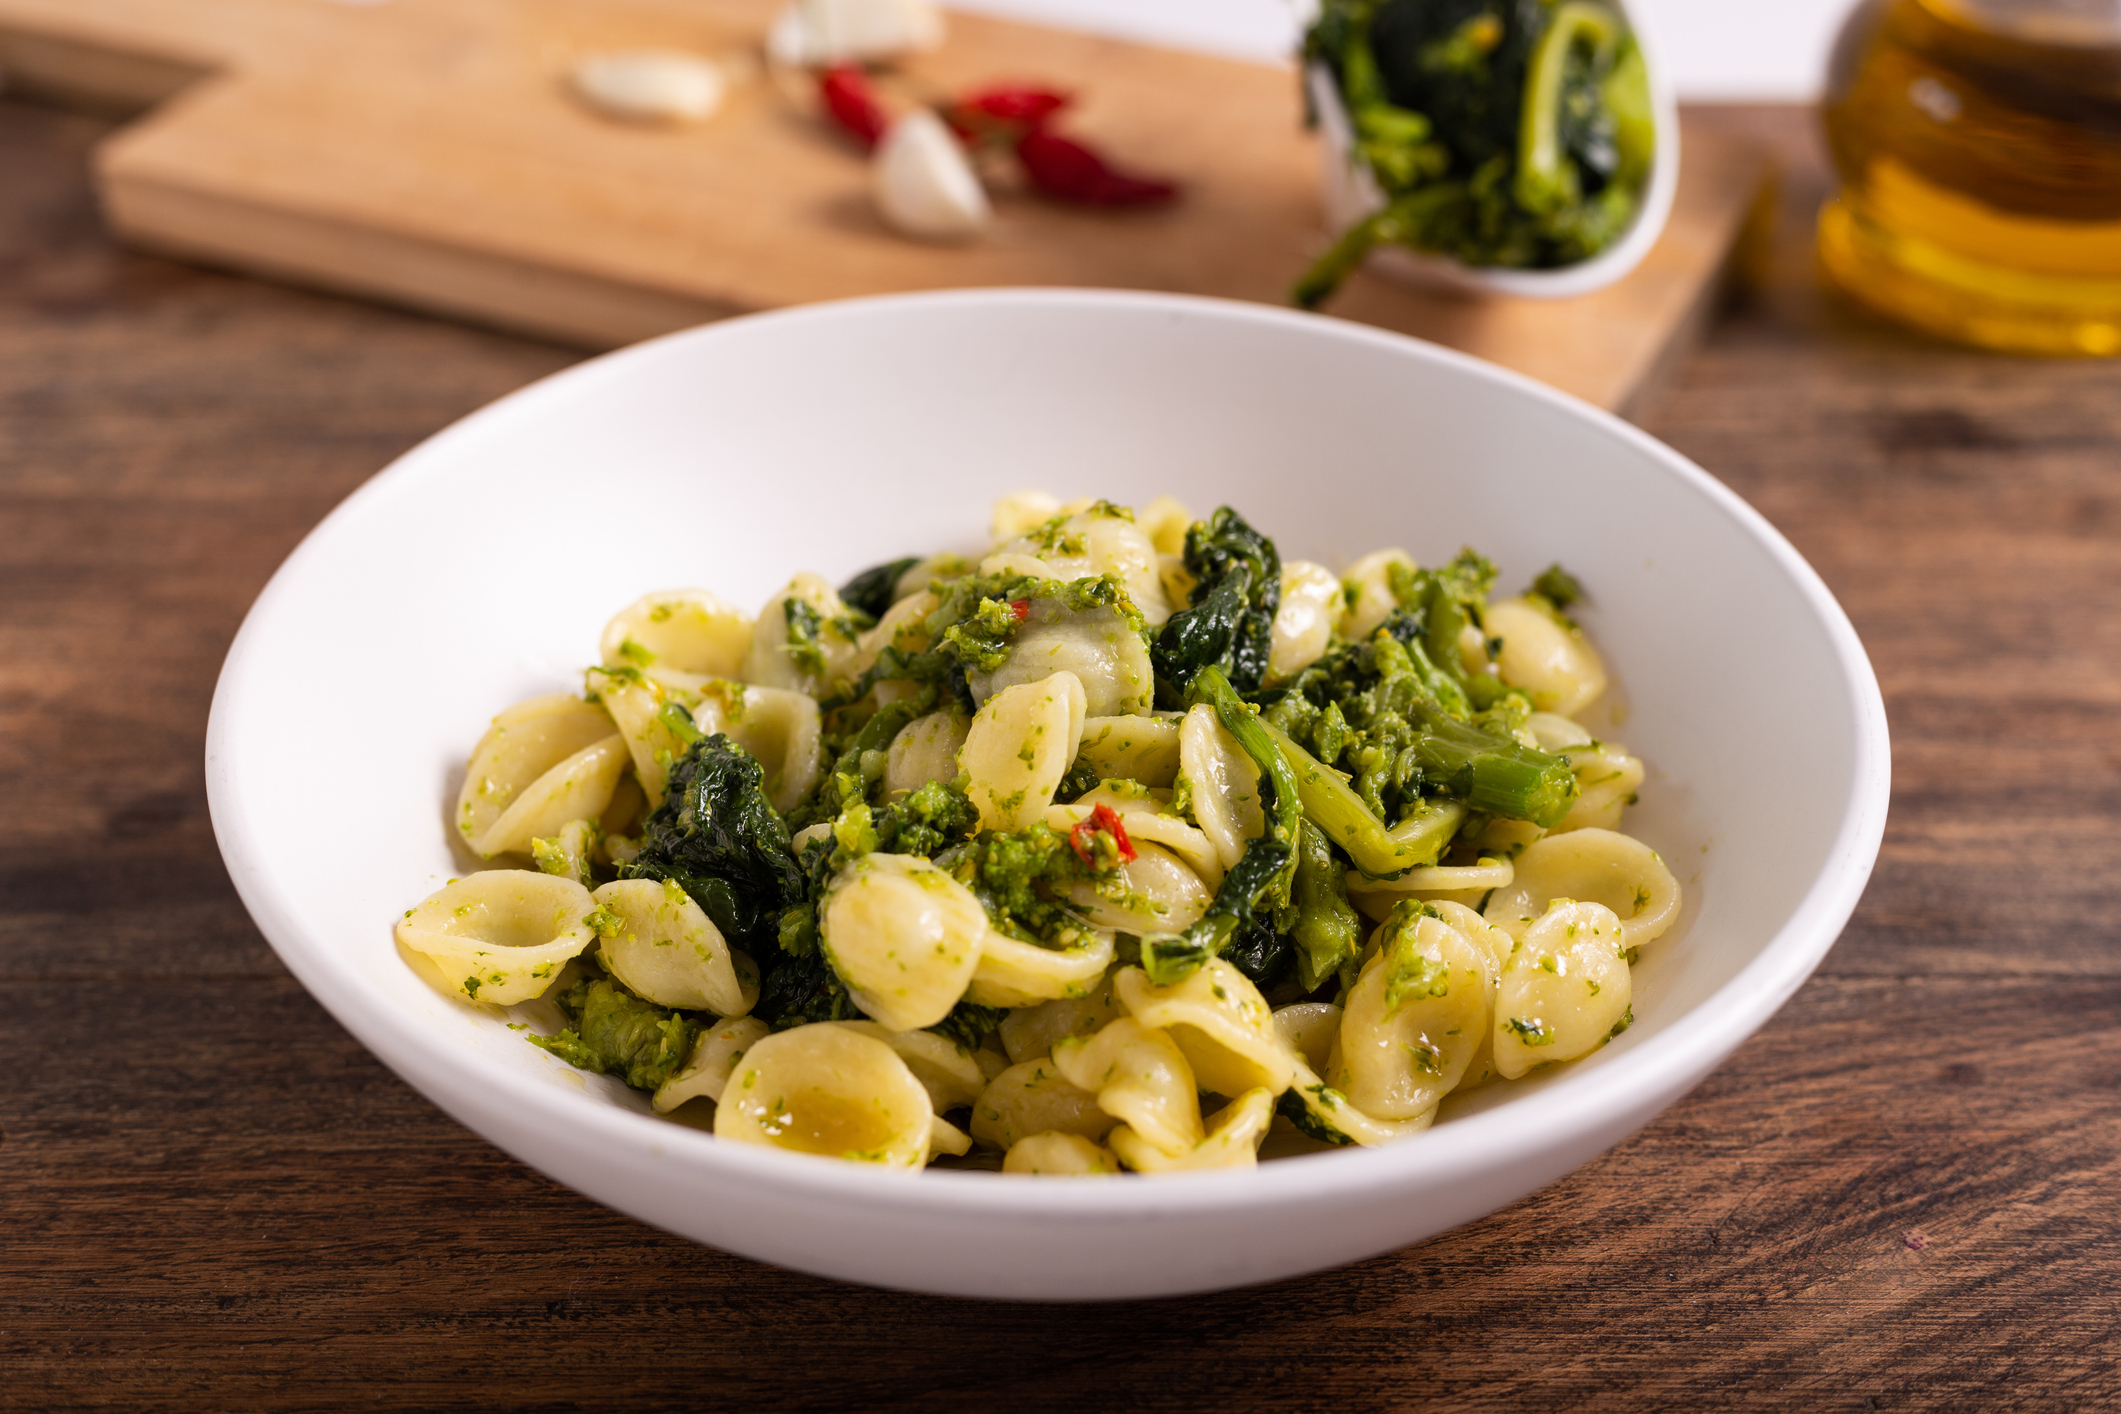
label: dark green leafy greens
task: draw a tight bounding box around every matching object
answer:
[621,732,806,952]
[1296,0,1656,308]
[1151,507,1282,701]
[838,556,921,621]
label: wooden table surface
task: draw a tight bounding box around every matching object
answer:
[3,96,2117,1410]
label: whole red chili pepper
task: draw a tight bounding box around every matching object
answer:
[820,65,889,150]
[1016,129,1179,207]
[951,84,1071,130]
[1069,801,1139,868]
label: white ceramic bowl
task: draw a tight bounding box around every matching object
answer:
[1308,0,1680,299]
[207,290,1888,1300]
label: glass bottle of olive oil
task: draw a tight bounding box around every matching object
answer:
[1820,0,2121,355]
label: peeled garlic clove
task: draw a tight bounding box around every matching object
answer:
[873,110,990,240]
[572,50,725,124]
[767,0,945,68]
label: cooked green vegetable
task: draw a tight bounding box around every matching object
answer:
[1289,819,1363,990]
[531,973,700,1090]
[1296,0,1654,308]
[1151,507,1282,700]
[622,732,807,951]
[1262,601,1578,834]
[839,556,921,620]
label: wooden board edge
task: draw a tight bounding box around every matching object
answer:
[0,22,207,115]
[98,164,741,348]
[1611,133,1780,420]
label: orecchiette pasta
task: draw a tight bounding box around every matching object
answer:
[966,927,1116,1008]
[1107,1088,1275,1173]
[829,1020,987,1111]
[1271,1002,1342,1072]
[959,670,1087,832]
[990,489,1063,541]
[1003,1131,1121,1176]
[885,708,970,796]
[600,589,753,678]
[473,734,629,859]
[998,976,1122,1065]
[1328,905,1494,1119]
[1178,703,1264,872]
[740,573,864,695]
[678,679,825,815]
[457,695,620,856]
[1137,495,1193,557]
[1554,741,1646,834]
[1484,827,1681,950]
[1486,597,1609,716]
[853,589,941,678]
[971,1058,1115,1150]
[587,666,691,806]
[1064,842,1211,935]
[1114,960,1295,1099]
[1269,561,1342,683]
[991,503,1172,627]
[822,852,988,1031]
[968,598,1153,718]
[715,1024,935,1166]
[530,817,599,888]
[590,877,758,1015]
[415,489,1684,1179]
[1051,1017,1203,1159]
[397,871,597,1006]
[1046,791,1223,889]
[1492,901,1632,1079]
[653,1016,769,1112]
[1339,548,1416,642]
[1073,714,1182,787]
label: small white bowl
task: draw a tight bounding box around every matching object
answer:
[1308,0,1680,299]
[207,290,1887,1300]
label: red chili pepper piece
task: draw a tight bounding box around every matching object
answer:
[1016,129,1179,207]
[956,84,1071,127]
[820,65,889,150]
[1069,801,1139,868]
[1009,598,1031,621]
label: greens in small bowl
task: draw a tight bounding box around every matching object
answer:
[1297,0,1677,307]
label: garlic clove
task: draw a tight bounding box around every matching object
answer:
[873,110,991,241]
[767,0,946,69]
[572,50,726,124]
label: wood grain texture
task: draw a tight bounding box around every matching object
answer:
[0,0,1770,409]
[2,97,2119,1412]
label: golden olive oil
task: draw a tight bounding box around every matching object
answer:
[1820,0,2121,355]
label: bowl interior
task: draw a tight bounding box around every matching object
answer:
[208,291,1884,1291]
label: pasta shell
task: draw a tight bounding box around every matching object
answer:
[592,878,757,1015]
[1492,901,1633,1079]
[396,871,597,1006]
[715,1024,935,1167]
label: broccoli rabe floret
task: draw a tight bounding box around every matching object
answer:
[531,973,700,1091]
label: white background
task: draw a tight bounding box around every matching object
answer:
[948,0,1858,100]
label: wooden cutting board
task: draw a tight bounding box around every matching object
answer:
[0,0,1771,412]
